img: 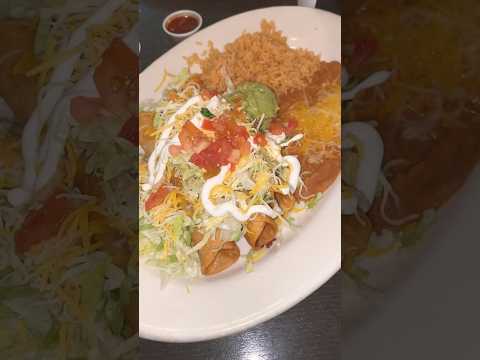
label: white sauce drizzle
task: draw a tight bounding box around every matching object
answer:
[147,95,201,188]
[201,165,279,222]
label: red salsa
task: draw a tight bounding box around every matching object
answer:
[166,15,199,34]
[169,115,251,174]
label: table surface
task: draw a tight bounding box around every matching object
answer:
[139,1,340,359]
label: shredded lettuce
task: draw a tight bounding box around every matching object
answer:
[171,67,190,89]
[306,193,322,209]
[153,111,166,128]
[245,248,267,273]
[231,225,243,242]
[140,213,200,279]
[169,156,204,198]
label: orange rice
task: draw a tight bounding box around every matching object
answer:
[185,20,324,96]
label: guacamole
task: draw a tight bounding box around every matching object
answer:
[228,82,279,131]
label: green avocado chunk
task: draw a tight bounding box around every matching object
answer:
[228,82,279,131]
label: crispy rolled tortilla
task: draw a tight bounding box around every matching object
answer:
[245,214,278,250]
[192,229,240,276]
[275,192,296,215]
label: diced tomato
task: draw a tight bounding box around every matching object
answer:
[179,121,201,150]
[190,142,224,173]
[202,119,215,131]
[253,133,267,146]
[227,149,241,163]
[119,116,139,145]
[269,121,284,135]
[268,118,298,136]
[285,118,298,135]
[191,139,234,173]
[15,194,75,253]
[178,121,211,153]
[145,186,170,211]
[238,138,251,156]
[169,145,182,156]
[200,89,215,100]
[190,116,250,172]
[193,138,211,154]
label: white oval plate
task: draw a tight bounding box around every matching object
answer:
[139,6,341,342]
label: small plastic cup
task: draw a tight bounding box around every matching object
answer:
[162,10,203,42]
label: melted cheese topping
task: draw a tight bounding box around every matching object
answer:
[289,87,341,157]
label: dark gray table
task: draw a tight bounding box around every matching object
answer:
[140,1,340,359]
